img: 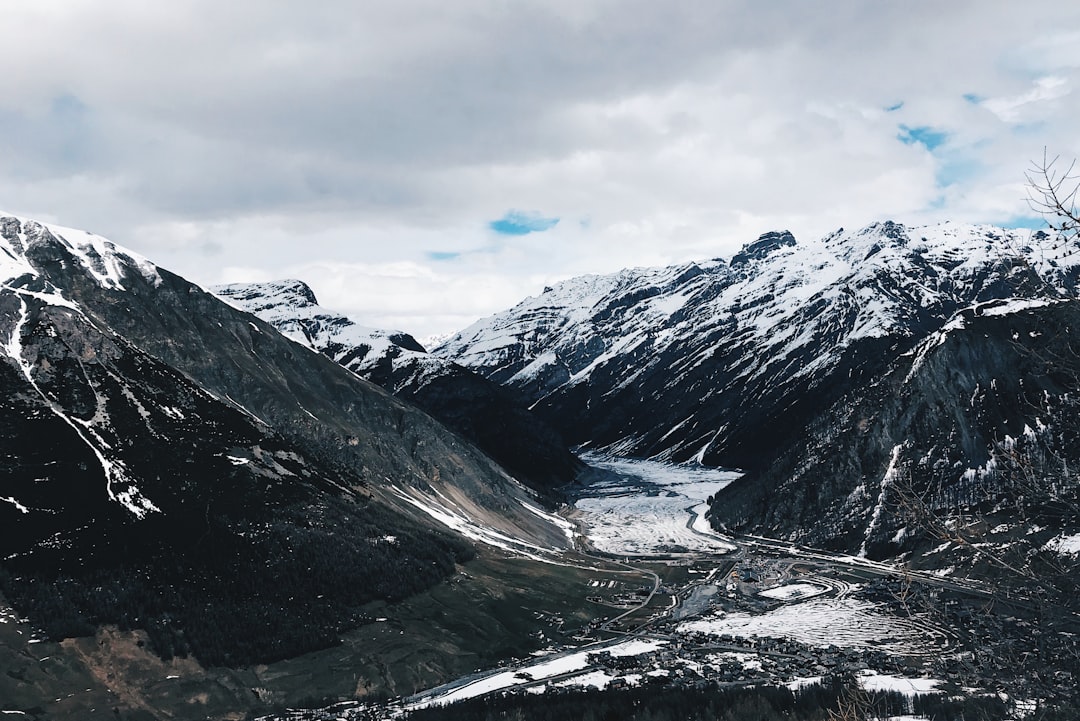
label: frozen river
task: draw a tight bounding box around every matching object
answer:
[570,453,741,555]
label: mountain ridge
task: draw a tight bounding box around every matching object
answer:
[435,221,1080,471]
[0,212,569,671]
[213,279,583,499]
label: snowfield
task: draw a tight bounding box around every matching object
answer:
[573,453,739,555]
[408,638,668,709]
[1046,532,1080,555]
[679,597,947,656]
[758,582,828,600]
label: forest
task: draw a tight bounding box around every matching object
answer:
[0,485,474,667]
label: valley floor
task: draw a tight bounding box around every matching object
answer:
[4,456,1076,720]
[255,456,1077,721]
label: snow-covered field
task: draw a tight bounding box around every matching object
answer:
[408,638,668,708]
[758,582,828,600]
[1046,532,1080,555]
[679,597,947,656]
[573,453,740,554]
[857,670,941,695]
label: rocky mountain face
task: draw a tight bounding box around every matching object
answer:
[435,221,1080,554]
[711,297,1080,556]
[0,214,567,668]
[436,222,1079,469]
[213,280,581,500]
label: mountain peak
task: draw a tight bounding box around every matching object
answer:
[0,213,162,293]
[730,230,796,266]
[215,278,319,312]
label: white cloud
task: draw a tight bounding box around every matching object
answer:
[982,76,1071,123]
[2,2,1080,335]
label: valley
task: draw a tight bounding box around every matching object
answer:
[260,456,1057,721]
[2,215,1079,719]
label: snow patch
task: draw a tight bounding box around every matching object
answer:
[859,444,904,557]
[0,496,29,514]
[1045,533,1080,555]
[858,669,941,695]
[758,582,828,601]
[679,597,940,655]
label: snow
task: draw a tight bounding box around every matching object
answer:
[0,213,161,291]
[3,295,159,519]
[437,221,1080,463]
[758,582,828,600]
[389,486,563,563]
[860,443,904,557]
[1045,532,1080,555]
[213,280,485,432]
[0,214,170,520]
[606,638,667,657]
[412,651,589,707]
[520,500,576,542]
[978,298,1056,317]
[0,496,29,514]
[786,676,824,690]
[679,597,943,655]
[553,670,613,689]
[573,453,739,554]
[409,637,667,709]
[213,279,435,382]
[858,670,941,695]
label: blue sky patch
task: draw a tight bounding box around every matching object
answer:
[1001,215,1048,231]
[427,251,461,261]
[897,124,948,152]
[884,101,904,112]
[962,93,983,105]
[489,210,560,236]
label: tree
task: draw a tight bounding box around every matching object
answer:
[1027,149,1080,242]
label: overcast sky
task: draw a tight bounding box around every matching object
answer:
[3,1,1080,340]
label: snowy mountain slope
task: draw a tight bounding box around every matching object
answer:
[0,213,570,667]
[214,279,582,497]
[709,296,1080,563]
[436,221,1080,471]
[213,278,435,381]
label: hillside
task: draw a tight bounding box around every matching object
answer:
[213,279,582,499]
[0,214,569,674]
[437,222,1080,472]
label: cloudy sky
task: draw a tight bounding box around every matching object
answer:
[3,1,1080,340]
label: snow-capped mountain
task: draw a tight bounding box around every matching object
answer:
[213,279,582,497]
[712,295,1080,556]
[436,221,1080,473]
[0,213,568,669]
[212,278,433,380]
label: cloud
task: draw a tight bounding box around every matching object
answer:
[489,211,560,236]
[0,2,1079,336]
[982,76,1071,123]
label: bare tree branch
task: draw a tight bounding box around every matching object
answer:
[1026,148,1080,239]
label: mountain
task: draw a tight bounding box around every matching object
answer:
[435,221,1080,474]
[0,214,568,670]
[213,279,581,499]
[711,296,1080,557]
